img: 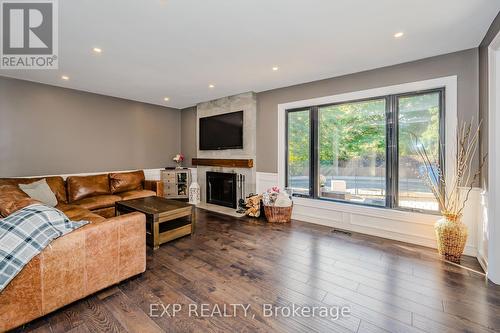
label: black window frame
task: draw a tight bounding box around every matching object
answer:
[285,87,445,214]
[285,107,314,197]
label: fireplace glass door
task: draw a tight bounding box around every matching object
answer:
[206,172,237,208]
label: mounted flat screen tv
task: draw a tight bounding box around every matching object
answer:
[199,111,243,150]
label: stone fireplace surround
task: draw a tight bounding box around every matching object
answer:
[195,92,257,214]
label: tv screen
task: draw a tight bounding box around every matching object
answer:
[199,111,243,150]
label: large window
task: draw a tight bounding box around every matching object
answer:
[285,89,444,212]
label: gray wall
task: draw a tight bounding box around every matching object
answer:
[0,76,181,177]
[181,106,197,167]
[256,48,479,173]
[479,12,500,187]
[1,47,483,176]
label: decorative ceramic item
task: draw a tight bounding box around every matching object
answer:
[173,153,184,169]
[413,121,486,263]
[189,181,200,205]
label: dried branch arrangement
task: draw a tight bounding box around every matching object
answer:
[412,120,486,220]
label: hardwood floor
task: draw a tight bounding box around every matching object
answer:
[13,208,500,333]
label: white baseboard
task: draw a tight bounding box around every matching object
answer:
[477,191,489,273]
[478,252,488,273]
[256,172,480,256]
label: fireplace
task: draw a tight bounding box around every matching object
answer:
[206,171,237,208]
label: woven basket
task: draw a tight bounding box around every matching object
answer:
[264,204,292,223]
[435,216,468,263]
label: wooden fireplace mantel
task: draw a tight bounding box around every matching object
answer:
[192,158,254,168]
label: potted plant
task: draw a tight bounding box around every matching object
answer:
[413,121,486,263]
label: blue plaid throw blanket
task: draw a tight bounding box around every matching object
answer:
[0,204,88,292]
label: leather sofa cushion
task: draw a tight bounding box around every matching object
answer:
[71,195,121,211]
[118,189,156,201]
[67,174,110,202]
[0,185,39,217]
[91,207,116,219]
[109,170,144,194]
[57,204,105,224]
[0,177,67,204]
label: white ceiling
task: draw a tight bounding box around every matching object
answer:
[1,0,499,109]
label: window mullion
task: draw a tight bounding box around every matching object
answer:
[385,96,393,208]
[311,107,319,198]
[385,97,392,208]
[389,95,399,209]
[285,111,289,189]
[438,89,446,208]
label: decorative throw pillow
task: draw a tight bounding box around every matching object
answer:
[19,179,58,207]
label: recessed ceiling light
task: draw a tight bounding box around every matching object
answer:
[93,47,102,53]
[208,84,215,88]
[394,32,404,38]
[272,66,279,71]
[61,75,69,80]
[163,97,170,101]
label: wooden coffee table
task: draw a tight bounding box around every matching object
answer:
[116,196,195,250]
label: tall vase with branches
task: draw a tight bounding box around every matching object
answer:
[413,120,486,263]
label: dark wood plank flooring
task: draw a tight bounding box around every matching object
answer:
[13,208,500,333]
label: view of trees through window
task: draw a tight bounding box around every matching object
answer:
[287,110,310,196]
[286,89,443,212]
[398,92,441,211]
[319,99,386,206]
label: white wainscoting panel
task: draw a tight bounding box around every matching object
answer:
[190,167,198,183]
[256,172,480,256]
[256,172,279,193]
[36,168,165,180]
[148,167,197,182]
[143,168,163,180]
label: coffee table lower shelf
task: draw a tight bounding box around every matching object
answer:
[116,197,195,250]
[147,216,193,248]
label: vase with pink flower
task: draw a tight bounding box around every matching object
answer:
[173,153,184,169]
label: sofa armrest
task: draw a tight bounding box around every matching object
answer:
[144,180,164,197]
[0,212,146,332]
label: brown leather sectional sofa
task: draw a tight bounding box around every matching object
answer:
[0,170,164,219]
[0,170,162,332]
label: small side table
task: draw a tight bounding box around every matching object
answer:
[161,168,192,200]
